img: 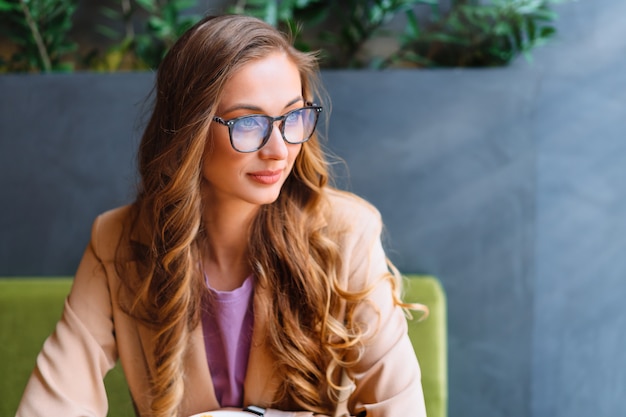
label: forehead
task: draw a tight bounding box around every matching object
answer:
[218,52,303,113]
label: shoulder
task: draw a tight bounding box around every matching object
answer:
[323,188,384,250]
[324,188,383,231]
[322,189,390,291]
[89,205,135,263]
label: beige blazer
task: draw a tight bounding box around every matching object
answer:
[17,189,426,417]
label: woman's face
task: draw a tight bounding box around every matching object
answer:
[202,51,305,209]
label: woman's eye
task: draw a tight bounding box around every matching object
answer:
[285,110,302,125]
[237,117,264,131]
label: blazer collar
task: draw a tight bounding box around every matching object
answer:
[243,282,279,406]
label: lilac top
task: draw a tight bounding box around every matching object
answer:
[201,275,255,407]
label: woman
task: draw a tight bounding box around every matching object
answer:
[17,14,426,417]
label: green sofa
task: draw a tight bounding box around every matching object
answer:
[0,275,447,417]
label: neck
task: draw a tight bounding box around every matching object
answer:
[200,200,259,291]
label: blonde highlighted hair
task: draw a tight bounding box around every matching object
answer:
[116,14,417,417]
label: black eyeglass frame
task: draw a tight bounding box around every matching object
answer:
[212,102,323,153]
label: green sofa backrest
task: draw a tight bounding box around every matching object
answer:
[404,275,448,417]
[0,276,446,417]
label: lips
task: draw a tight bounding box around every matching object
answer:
[248,169,283,185]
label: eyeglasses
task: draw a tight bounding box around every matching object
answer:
[212,103,323,153]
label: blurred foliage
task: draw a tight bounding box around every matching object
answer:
[0,0,201,72]
[230,0,567,68]
[90,0,201,70]
[230,0,439,67]
[0,0,78,72]
[0,0,566,72]
[391,0,563,68]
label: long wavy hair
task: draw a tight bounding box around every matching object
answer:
[115,14,412,417]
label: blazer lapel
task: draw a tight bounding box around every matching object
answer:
[182,324,220,413]
[243,283,279,406]
[136,320,220,414]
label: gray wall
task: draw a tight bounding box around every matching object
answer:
[531,1,626,416]
[1,1,625,417]
[0,73,150,274]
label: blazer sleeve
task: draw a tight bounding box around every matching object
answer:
[16,215,118,417]
[342,206,427,417]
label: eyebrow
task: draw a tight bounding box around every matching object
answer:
[220,96,304,116]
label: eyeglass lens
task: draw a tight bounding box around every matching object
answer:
[231,107,319,152]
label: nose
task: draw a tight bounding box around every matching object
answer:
[259,121,289,159]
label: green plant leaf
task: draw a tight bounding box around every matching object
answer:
[403,9,421,39]
[148,16,168,33]
[264,0,278,26]
[98,6,121,20]
[531,8,558,21]
[172,0,197,11]
[135,0,157,13]
[0,1,19,11]
[539,25,556,38]
[96,24,120,39]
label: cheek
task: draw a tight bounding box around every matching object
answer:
[288,143,303,166]
[205,125,240,160]
[206,124,228,153]
[285,144,303,180]
[202,128,235,179]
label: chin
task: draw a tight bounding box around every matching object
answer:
[247,190,282,206]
